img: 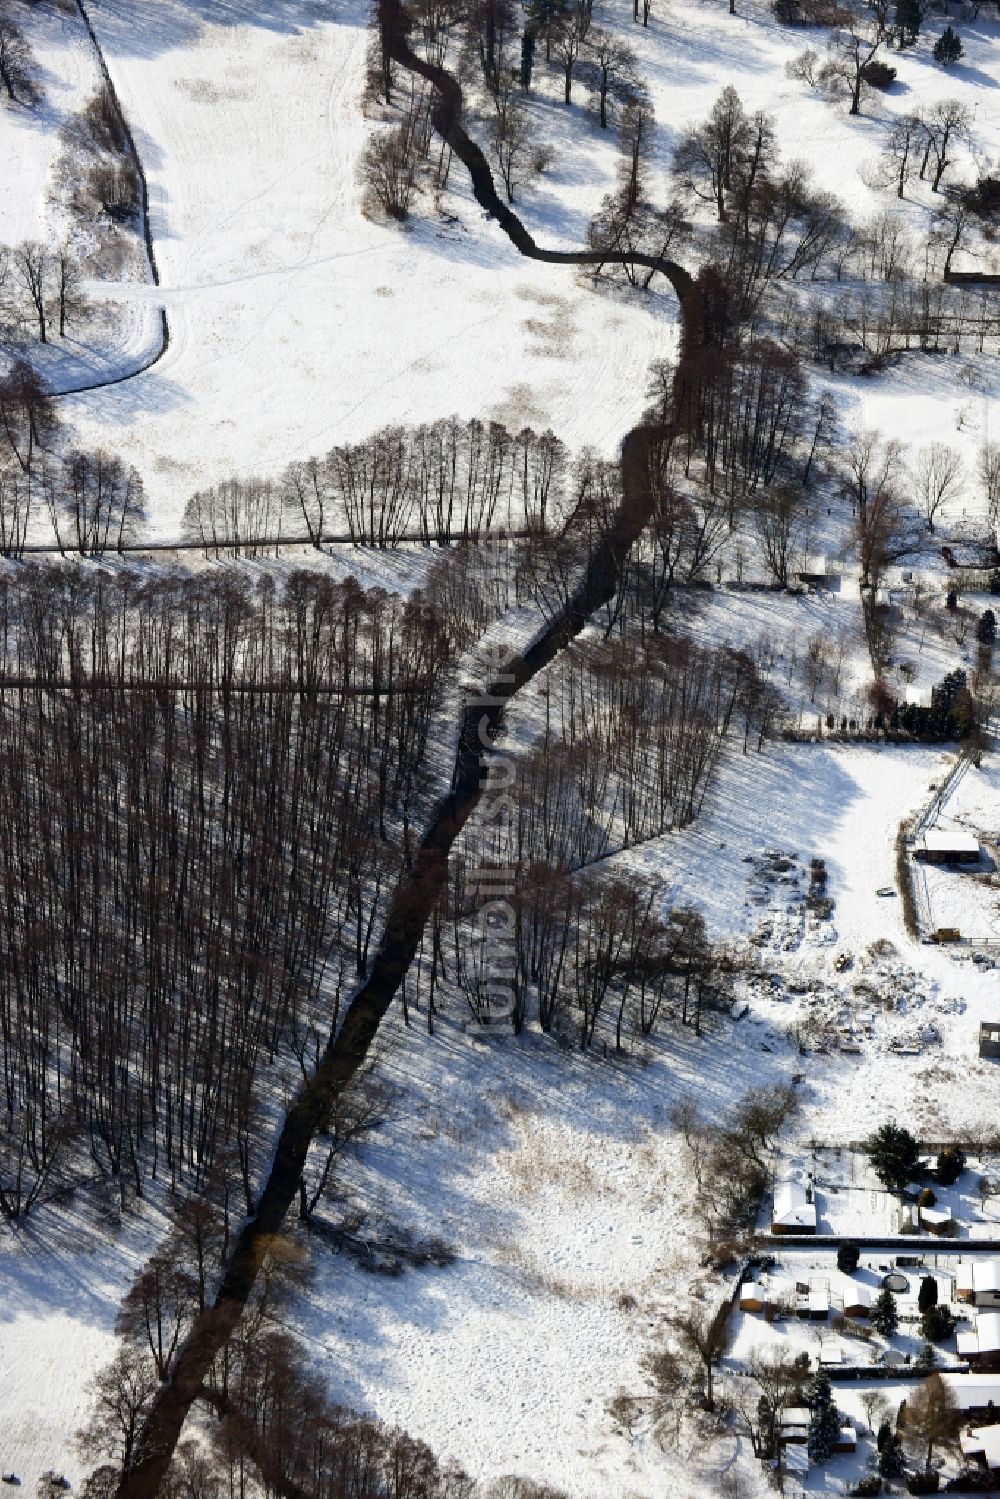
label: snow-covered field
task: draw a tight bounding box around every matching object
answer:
[47,0,678,535]
[0,1195,169,1488]
[46,0,1000,535]
[3,0,1000,1492]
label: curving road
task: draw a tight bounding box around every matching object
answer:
[49,3,170,398]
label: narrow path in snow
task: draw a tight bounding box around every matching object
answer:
[114,14,708,1495]
[47,2,169,398]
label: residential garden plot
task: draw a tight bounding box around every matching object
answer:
[769,1148,1000,1240]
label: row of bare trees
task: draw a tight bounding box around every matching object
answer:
[0,567,456,1219]
[397,634,764,1043]
[0,360,150,554]
[185,418,571,552]
[433,861,730,1043]
[810,273,1000,369]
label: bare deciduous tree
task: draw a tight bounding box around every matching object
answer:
[752,485,804,587]
[977,440,1000,532]
[882,113,924,199]
[0,358,57,477]
[912,442,963,531]
[0,15,42,107]
[822,17,890,116]
[15,241,49,342]
[673,86,752,222]
[360,124,419,222]
[582,30,639,129]
[76,1346,159,1472]
[920,99,972,193]
[903,1373,961,1474]
[488,76,533,203]
[54,245,87,338]
[672,1305,729,1411]
[551,6,585,104]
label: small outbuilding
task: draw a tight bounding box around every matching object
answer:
[957,1260,1000,1307]
[843,1283,872,1318]
[914,829,981,865]
[957,1312,1000,1372]
[804,1287,830,1321]
[897,1204,920,1235]
[796,556,837,589]
[834,1426,857,1455]
[980,1023,1000,1061]
[919,1203,954,1236]
[778,1408,811,1446]
[771,1181,817,1235]
[740,1280,765,1313]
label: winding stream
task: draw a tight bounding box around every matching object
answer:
[115,8,703,1493]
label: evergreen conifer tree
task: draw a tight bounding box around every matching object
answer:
[871,1287,899,1338]
[934,25,964,63]
[879,1428,906,1478]
[806,1371,841,1463]
[896,0,921,44]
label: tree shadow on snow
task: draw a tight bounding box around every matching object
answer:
[87,0,365,59]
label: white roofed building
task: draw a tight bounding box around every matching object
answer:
[963,1426,1000,1471]
[771,1181,817,1235]
[914,828,981,864]
[956,1312,1000,1372]
[957,1260,1000,1307]
[942,1374,1000,1414]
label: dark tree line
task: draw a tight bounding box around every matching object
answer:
[0,566,457,1219]
[496,634,748,858]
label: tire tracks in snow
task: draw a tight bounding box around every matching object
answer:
[114,9,704,1494]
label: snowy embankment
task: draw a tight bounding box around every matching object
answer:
[0,2,162,393]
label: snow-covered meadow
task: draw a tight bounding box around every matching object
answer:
[16,0,1000,536]
[2,0,1000,1493]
